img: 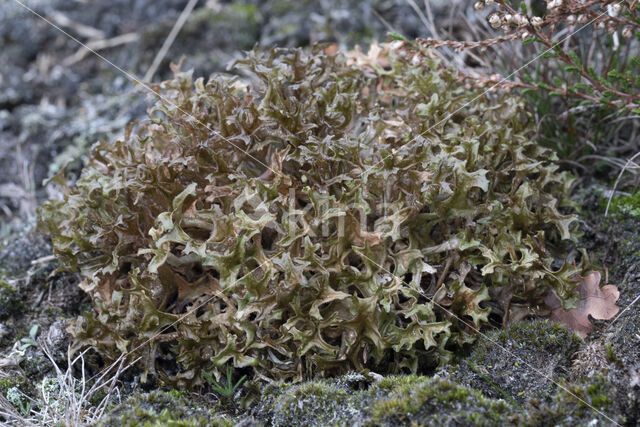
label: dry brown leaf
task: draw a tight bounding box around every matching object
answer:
[324,43,339,55]
[544,271,620,338]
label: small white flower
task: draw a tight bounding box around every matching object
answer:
[608,3,622,18]
[474,1,485,11]
[547,0,562,10]
[531,16,544,27]
[489,13,501,28]
[622,27,633,39]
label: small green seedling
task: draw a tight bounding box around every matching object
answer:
[20,325,39,351]
[203,365,246,401]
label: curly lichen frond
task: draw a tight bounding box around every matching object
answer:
[39,44,582,386]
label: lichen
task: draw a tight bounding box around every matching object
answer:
[40,44,585,385]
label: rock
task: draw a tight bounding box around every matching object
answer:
[44,319,70,365]
[452,319,583,406]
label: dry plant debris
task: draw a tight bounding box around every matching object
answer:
[545,271,620,338]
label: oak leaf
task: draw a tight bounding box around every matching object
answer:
[544,271,620,338]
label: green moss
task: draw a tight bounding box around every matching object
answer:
[44,305,64,318]
[99,390,231,427]
[602,191,640,217]
[0,374,35,415]
[0,376,29,395]
[455,319,583,405]
[528,375,617,425]
[605,343,617,363]
[367,376,514,426]
[501,319,582,353]
[0,280,22,320]
[257,376,362,426]
[229,3,259,25]
[254,374,516,426]
[171,5,259,51]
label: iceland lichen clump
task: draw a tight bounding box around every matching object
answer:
[40,44,582,386]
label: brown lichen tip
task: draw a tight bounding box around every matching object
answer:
[39,43,584,386]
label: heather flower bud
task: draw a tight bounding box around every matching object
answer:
[577,14,588,24]
[489,13,501,28]
[566,15,576,25]
[517,14,528,26]
[609,3,622,18]
[531,16,543,27]
[474,1,485,11]
[622,27,633,39]
[547,0,562,10]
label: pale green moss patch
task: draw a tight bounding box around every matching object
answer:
[99,390,232,427]
[453,319,583,405]
[367,376,514,426]
[603,191,640,217]
[254,373,515,426]
[527,375,617,425]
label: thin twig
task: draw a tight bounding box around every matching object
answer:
[143,0,200,82]
[371,7,396,34]
[605,151,640,216]
[48,10,105,39]
[607,292,640,328]
[406,0,435,37]
[64,32,139,65]
[31,255,56,265]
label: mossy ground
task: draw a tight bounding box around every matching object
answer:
[0,280,21,320]
[578,187,640,424]
[600,190,640,217]
[453,319,583,405]
[252,373,516,426]
[100,390,232,427]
